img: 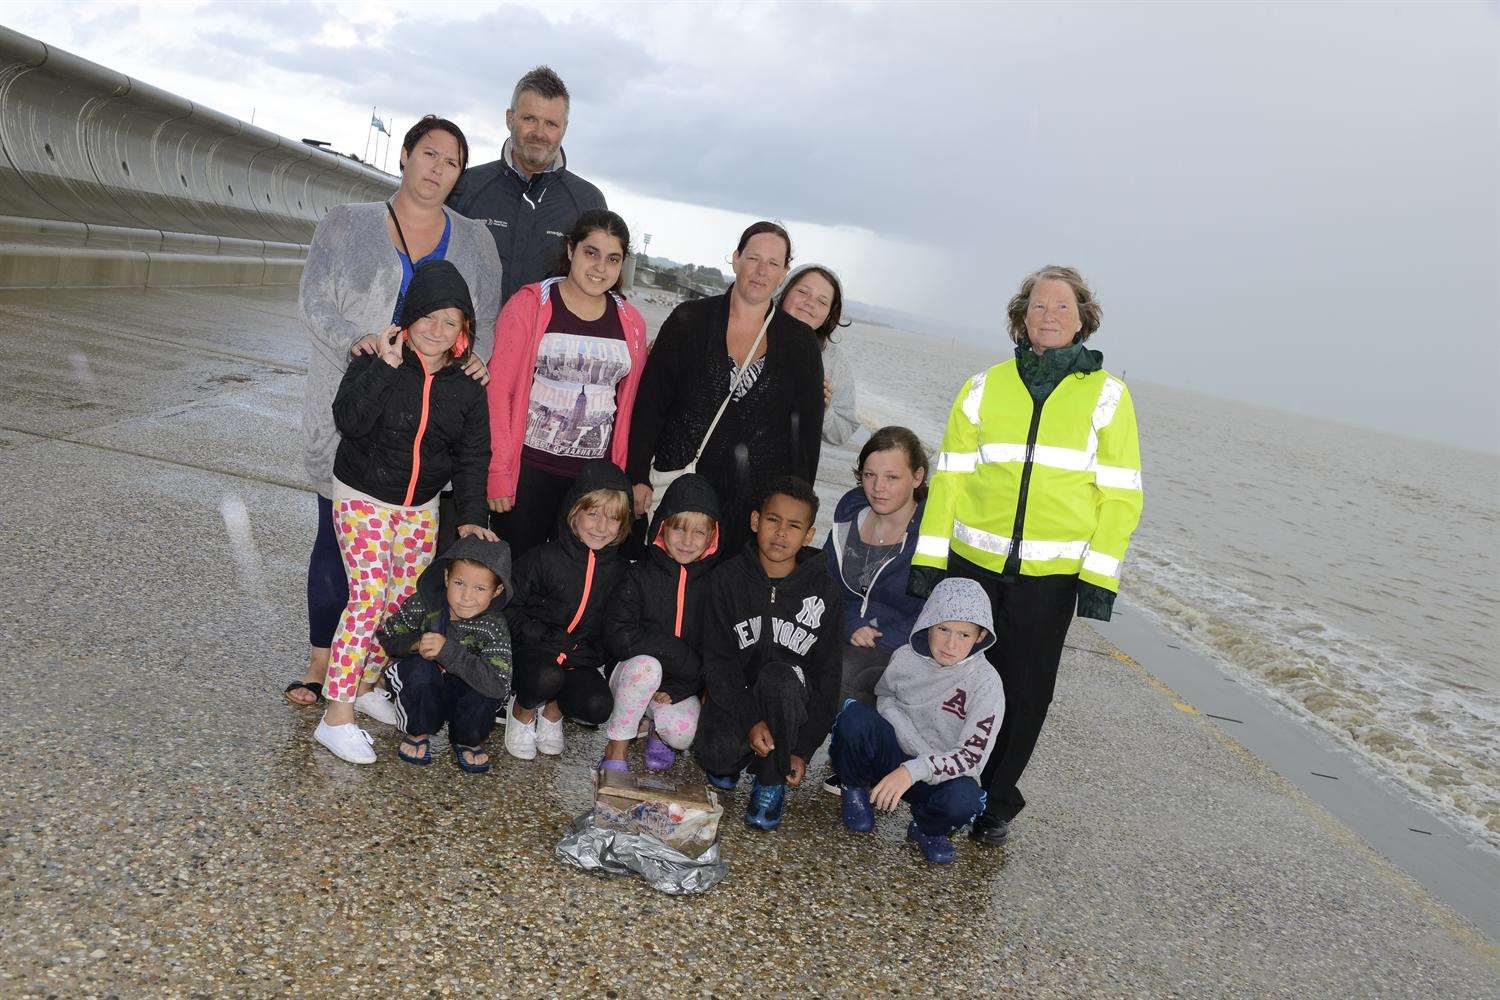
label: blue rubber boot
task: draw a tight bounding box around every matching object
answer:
[840,786,875,833]
[745,779,788,830]
[705,770,739,791]
[906,820,956,863]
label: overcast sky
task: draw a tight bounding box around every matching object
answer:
[3,1,1496,452]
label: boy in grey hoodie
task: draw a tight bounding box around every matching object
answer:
[829,577,1003,863]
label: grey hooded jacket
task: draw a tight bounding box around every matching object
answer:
[874,577,1005,784]
[376,536,515,701]
[298,202,502,496]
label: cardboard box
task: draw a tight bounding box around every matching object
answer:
[594,770,723,859]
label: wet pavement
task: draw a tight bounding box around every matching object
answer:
[1,286,1496,998]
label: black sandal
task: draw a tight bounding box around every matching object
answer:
[399,735,432,767]
[282,681,324,707]
[452,743,491,774]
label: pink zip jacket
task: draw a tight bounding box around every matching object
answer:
[486,277,648,501]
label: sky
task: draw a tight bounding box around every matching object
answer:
[2,1,1496,452]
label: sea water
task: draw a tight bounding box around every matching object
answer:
[828,319,1500,853]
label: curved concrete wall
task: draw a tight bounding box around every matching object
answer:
[0,25,395,249]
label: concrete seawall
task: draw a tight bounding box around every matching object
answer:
[0,25,395,290]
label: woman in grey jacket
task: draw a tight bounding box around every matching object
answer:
[285,116,502,711]
[777,264,859,446]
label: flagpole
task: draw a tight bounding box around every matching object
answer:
[383,121,393,173]
[363,106,375,162]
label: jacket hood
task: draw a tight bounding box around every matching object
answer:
[415,535,514,613]
[400,259,475,329]
[556,459,633,549]
[731,540,826,588]
[910,577,995,659]
[648,473,722,561]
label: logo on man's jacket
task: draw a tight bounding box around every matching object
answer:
[941,688,968,720]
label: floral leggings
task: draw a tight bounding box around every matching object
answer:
[605,655,701,749]
[324,498,438,704]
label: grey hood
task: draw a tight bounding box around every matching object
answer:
[909,577,995,660]
[416,535,514,613]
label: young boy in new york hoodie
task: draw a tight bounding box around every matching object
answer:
[693,475,843,831]
[830,577,1002,863]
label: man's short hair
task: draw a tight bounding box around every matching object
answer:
[511,66,570,115]
[755,475,819,521]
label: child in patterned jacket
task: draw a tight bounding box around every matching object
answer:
[377,536,513,773]
[829,577,1003,863]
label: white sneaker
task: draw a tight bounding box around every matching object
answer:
[535,711,565,756]
[503,698,537,760]
[314,718,376,765]
[354,689,399,727]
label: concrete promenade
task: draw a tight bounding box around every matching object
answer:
[1,285,1496,998]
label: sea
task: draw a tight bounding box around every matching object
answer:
[628,292,1500,853]
[811,313,1499,853]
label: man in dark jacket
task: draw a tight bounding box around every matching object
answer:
[693,476,843,832]
[447,66,607,306]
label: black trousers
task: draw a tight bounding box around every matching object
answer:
[692,661,808,785]
[947,556,1077,822]
[491,461,575,564]
[511,647,613,723]
[388,655,501,748]
[839,644,894,707]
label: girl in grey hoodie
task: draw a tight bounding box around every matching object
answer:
[829,577,1004,863]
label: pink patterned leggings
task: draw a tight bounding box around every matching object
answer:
[605,655,700,749]
[324,498,438,704]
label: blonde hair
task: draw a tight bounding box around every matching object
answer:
[567,488,632,547]
[661,510,716,535]
[1005,265,1102,345]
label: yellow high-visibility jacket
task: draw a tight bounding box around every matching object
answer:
[914,359,1143,592]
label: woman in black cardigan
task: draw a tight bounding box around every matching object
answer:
[628,221,824,556]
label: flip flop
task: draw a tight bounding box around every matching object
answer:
[282,681,324,707]
[398,735,432,767]
[452,743,491,774]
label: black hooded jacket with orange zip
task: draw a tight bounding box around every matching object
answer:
[603,473,722,703]
[505,460,632,672]
[332,344,491,527]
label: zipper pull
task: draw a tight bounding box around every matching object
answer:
[770,585,777,603]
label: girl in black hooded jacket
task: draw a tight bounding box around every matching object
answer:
[502,459,632,760]
[315,260,498,766]
[599,473,721,773]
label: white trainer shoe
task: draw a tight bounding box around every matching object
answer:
[504,698,537,760]
[354,689,399,727]
[535,711,565,756]
[314,718,376,764]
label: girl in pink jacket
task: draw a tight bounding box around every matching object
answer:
[486,210,647,560]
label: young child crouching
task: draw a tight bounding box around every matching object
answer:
[504,459,632,760]
[600,474,720,772]
[830,577,1002,864]
[376,537,513,772]
[693,476,843,831]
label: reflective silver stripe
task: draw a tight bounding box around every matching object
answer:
[1091,376,1125,432]
[1022,538,1089,561]
[961,370,988,426]
[978,442,1096,474]
[953,520,1011,556]
[953,521,1088,562]
[936,450,979,473]
[1094,464,1142,490]
[1082,549,1121,580]
[916,535,950,558]
[978,443,1028,465]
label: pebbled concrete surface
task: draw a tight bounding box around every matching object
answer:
[0,285,1496,999]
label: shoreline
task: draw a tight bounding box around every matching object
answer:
[1,283,1496,995]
